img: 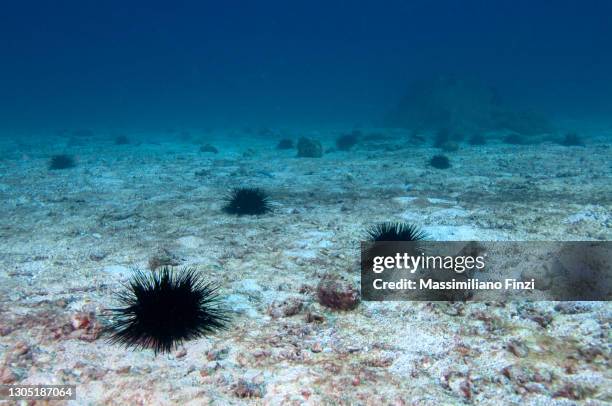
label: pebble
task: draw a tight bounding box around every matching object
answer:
[316,275,360,311]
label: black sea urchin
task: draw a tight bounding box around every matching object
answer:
[335,131,360,151]
[276,138,294,149]
[107,267,229,354]
[49,154,76,170]
[429,154,451,169]
[364,222,428,269]
[367,222,428,242]
[560,132,585,147]
[223,187,271,215]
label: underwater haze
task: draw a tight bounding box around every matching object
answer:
[1,0,612,132]
[0,1,611,405]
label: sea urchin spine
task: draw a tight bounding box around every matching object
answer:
[223,187,272,215]
[107,267,229,354]
[366,222,428,242]
[364,222,429,268]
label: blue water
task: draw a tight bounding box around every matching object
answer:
[1,0,611,133]
[0,3,611,403]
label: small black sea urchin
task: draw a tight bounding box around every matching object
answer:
[560,132,585,147]
[367,222,428,242]
[49,154,76,170]
[223,187,271,215]
[276,138,294,149]
[335,131,360,151]
[107,267,229,354]
[429,154,451,169]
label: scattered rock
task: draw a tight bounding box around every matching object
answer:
[115,366,131,374]
[148,247,181,270]
[517,305,553,328]
[200,144,218,153]
[70,312,92,330]
[0,366,16,384]
[577,345,606,363]
[206,348,229,361]
[233,379,264,398]
[89,250,108,261]
[310,343,323,353]
[506,339,529,358]
[267,297,304,318]
[51,312,102,342]
[305,311,325,323]
[316,275,360,311]
[335,131,360,151]
[554,302,592,314]
[114,134,130,145]
[0,324,13,336]
[553,382,595,400]
[297,137,323,158]
[12,342,29,356]
[559,132,584,147]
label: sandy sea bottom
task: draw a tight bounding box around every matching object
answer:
[0,130,610,405]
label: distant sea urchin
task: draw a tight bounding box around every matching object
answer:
[429,154,451,169]
[107,267,229,354]
[223,187,271,215]
[49,154,76,170]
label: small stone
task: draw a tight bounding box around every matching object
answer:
[206,348,228,361]
[0,367,16,384]
[13,342,29,356]
[305,312,325,323]
[553,383,594,400]
[148,247,181,270]
[577,345,604,363]
[200,144,218,154]
[116,366,131,374]
[71,312,91,330]
[0,324,13,336]
[507,339,529,358]
[233,379,263,398]
[311,343,323,353]
[316,275,360,311]
[296,137,323,158]
[89,250,108,261]
[175,348,187,358]
[554,302,592,314]
[267,297,303,318]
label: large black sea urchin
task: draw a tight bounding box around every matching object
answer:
[367,222,428,242]
[107,267,229,354]
[223,187,271,215]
